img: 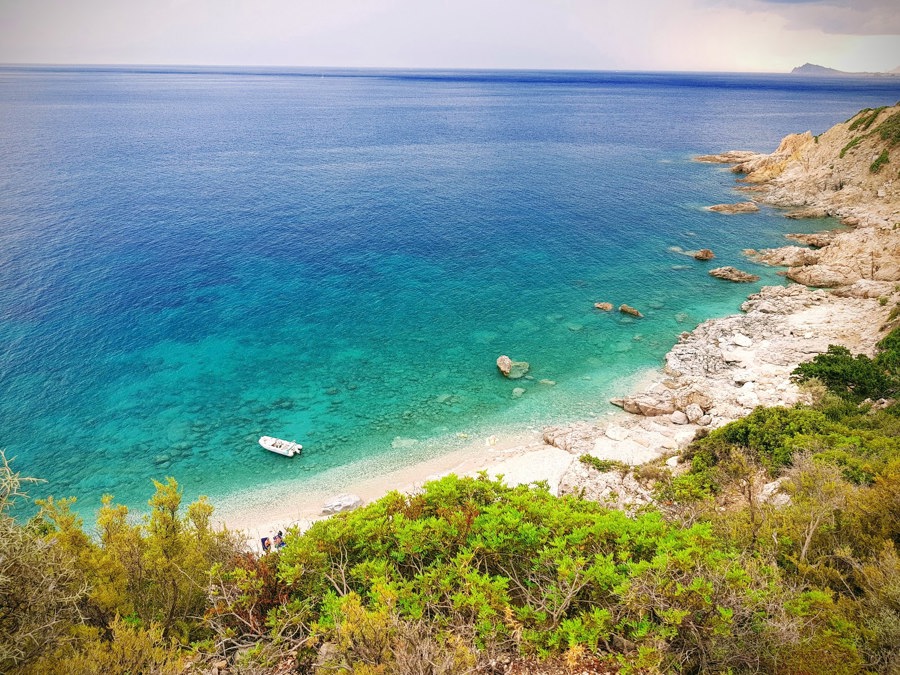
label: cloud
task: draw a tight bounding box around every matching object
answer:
[0,0,896,72]
[712,0,900,35]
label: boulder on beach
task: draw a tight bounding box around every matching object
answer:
[496,355,530,379]
[706,202,760,214]
[670,410,689,425]
[709,266,761,283]
[685,403,704,423]
[732,333,753,348]
[616,395,676,417]
[830,280,898,299]
[594,302,613,311]
[321,494,364,515]
[619,304,643,318]
[693,248,715,260]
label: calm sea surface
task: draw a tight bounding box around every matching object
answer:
[2,67,899,516]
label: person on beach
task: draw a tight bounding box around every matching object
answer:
[274,531,285,549]
[261,536,271,553]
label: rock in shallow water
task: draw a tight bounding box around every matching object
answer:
[497,355,530,379]
[709,266,761,283]
[706,202,759,214]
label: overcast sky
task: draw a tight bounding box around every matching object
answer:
[1,0,898,73]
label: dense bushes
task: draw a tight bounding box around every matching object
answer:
[249,474,866,673]
[792,326,900,402]
[0,468,243,675]
[8,456,892,673]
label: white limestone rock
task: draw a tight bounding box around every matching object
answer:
[670,410,689,425]
[682,403,701,423]
[321,494,364,515]
[605,424,630,441]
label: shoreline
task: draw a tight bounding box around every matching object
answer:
[219,367,662,549]
[223,105,900,550]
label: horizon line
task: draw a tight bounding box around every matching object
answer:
[0,62,793,76]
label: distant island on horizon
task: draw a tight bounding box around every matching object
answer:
[791,62,900,77]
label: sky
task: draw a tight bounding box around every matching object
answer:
[0,0,898,73]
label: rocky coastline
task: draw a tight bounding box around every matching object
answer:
[237,105,900,541]
[538,103,900,506]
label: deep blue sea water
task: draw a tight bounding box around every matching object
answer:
[2,67,900,518]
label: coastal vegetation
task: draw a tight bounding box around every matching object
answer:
[578,454,628,473]
[840,106,899,171]
[3,331,900,673]
[870,150,890,174]
[847,107,885,132]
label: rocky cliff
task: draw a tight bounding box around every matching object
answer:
[699,103,900,289]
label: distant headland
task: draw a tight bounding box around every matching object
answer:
[791,62,900,77]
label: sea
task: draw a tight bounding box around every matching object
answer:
[2,67,899,519]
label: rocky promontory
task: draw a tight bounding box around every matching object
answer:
[538,104,900,506]
[700,103,899,288]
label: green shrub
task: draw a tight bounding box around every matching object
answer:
[792,343,900,403]
[578,454,628,473]
[840,136,863,158]
[692,406,834,475]
[848,106,885,132]
[871,149,890,173]
[24,619,184,675]
[887,302,900,323]
[657,469,716,503]
[874,109,900,147]
[875,327,900,378]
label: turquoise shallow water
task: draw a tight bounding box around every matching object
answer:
[2,67,900,517]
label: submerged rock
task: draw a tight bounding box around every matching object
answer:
[695,150,763,164]
[693,248,715,260]
[594,301,613,311]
